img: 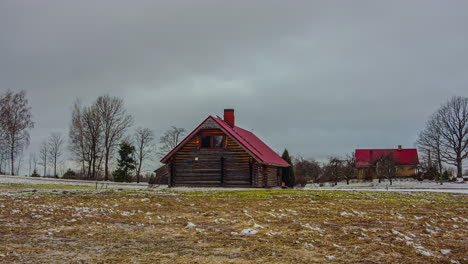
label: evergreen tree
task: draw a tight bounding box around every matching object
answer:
[112,141,136,182]
[281,149,295,188]
[62,168,77,179]
[31,169,40,177]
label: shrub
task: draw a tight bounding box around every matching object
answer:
[62,169,77,179]
[442,170,451,181]
[295,175,307,187]
[31,169,40,177]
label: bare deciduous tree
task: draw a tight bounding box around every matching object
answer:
[82,103,104,180]
[323,157,343,185]
[0,133,7,174]
[294,156,322,185]
[48,133,65,177]
[29,152,37,176]
[431,96,468,178]
[158,126,186,157]
[69,100,88,176]
[96,95,133,181]
[0,91,34,175]
[15,151,24,176]
[39,140,48,177]
[134,127,155,183]
[373,153,396,185]
[417,114,444,176]
[342,153,356,185]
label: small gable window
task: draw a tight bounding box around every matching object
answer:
[201,135,212,148]
[213,135,223,148]
[200,134,224,149]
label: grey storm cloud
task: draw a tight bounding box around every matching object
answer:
[1,0,468,170]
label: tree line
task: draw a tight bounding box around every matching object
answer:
[281,150,359,187]
[2,90,466,184]
[0,91,185,182]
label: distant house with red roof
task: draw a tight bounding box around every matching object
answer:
[158,109,290,187]
[355,147,419,179]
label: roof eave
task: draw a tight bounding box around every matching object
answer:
[261,162,290,167]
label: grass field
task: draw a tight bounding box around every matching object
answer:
[0,184,466,263]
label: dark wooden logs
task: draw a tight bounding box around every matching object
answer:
[168,128,281,187]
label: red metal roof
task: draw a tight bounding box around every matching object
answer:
[355,148,419,168]
[160,116,290,167]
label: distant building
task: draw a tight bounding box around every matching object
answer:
[355,146,419,179]
[157,109,290,187]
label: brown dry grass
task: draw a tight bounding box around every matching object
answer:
[0,185,466,263]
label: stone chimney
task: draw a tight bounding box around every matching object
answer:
[224,109,235,127]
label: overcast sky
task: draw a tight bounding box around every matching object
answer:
[1,1,468,173]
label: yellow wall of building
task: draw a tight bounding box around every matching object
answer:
[357,165,416,179]
[396,165,417,177]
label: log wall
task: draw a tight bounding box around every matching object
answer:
[166,126,283,188]
[171,129,253,187]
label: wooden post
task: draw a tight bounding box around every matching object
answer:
[249,160,253,186]
[170,161,175,187]
[220,157,224,185]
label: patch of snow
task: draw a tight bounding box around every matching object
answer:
[340,212,353,216]
[303,242,314,248]
[301,224,323,232]
[440,249,451,255]
[214,218,227,223]
[266,231,278,236]
[185,222,196,228]
[326,256,335,260]
[267,212,277,218]
[253,223,265,229]
[392,230,413,241]
[140,198,150,202]
[414,245,433,257]
[241,228,258,235]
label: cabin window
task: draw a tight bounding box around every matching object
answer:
[201,135,212,148]
[199,134,224,149]
[213,135,223,148]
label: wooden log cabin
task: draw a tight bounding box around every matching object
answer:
[158,109,290,187]
[355,147,419,179]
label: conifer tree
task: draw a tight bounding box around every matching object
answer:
[112,141,136,182]
[281,149,295,188]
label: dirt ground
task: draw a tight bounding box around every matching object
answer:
[0,183,466,263]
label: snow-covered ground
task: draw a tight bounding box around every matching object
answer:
[1,175,467,193]
[0,175,153,189]
[305,179,468,193]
